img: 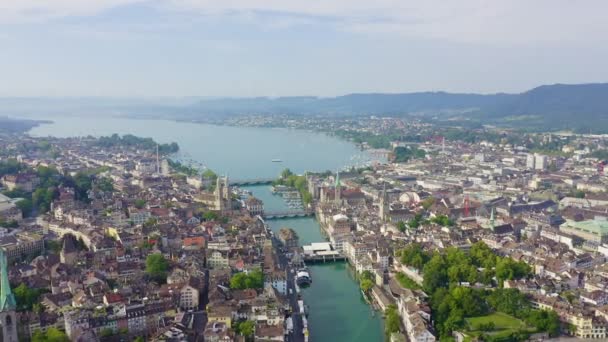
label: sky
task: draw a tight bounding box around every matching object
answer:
[1,0,607,97]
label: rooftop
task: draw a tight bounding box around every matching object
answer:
[565,219,608,236]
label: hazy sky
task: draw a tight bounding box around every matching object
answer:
[1,0,607,97]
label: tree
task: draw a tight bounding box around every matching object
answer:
[15,199,33,217]
[97,177,114,192]
[399,243,431,270]
[280,168,293,179]
[495,257,531,285]
[134,199,146,209]
[71,172,93,201]
[134,337,145,342]
[230,269,264,289]
[100,328,114,337]
[430,215,454,227]
[33,303,44,314]
[384,305,401,335]
[486,288,529,316]
[235,320,255,337]
[13,283,45,311]
[422,254,448,294]
[32,327,69,342]
[396,221,406,232]
[360,278,374,292]
[146,253,169,283]
[202,211,219,221]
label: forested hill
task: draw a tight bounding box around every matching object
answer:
[474,83,608,132]
[187,83,608,129]
[191,92,508,116]
[2,83,608,132]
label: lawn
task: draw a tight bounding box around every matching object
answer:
[395,272,421,290]
[465,312,532,340]
[466,312,526,330]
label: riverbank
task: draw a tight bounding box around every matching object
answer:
[244,185,384,341]
[27,116,385,341]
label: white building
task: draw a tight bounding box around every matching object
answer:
[535,154,548,170]
[526,154,536,169]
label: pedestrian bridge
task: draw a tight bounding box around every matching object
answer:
[263,210,314,219]
[229,178,275,186]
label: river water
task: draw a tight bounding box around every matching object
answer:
[29,116,384,341]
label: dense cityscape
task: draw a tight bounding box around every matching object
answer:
[2,2,608,342]
[1,117,608,342]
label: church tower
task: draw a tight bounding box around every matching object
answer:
[0,250,17,342]
[214,176,231,212]
[334,171,342,205]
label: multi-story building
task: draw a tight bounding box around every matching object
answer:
[278,228,298,249]
[0,232,44,262]
[245,196,264,216]
[1,173,40,192]
[561,219,608,244]
[207,250,229,269]
[0,194,22,222]
[180,280,200,310]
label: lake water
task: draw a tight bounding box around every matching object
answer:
[29,116,385,341]
[29,116,376,179]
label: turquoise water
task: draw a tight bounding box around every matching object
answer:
[29,117,384,341]
[245,185,384,342]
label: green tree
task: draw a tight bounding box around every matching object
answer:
[396,221,406,232]
[145,253,169,283]
[230,273,247,289]
[15,199,33,217]
[384,305,401,335]
[280,168,293,179]
[13,283,45,311]
[97,177,114,192]
[134,199,146,209]
[422,254,448,294]
[31,327,69,342]
[230,269,264,289]
[399,243,431,270]
[360,278,374,292]
[202,211,219,221]
[202,169,218,179]
[100,328,114,337]
[235,320,255,338]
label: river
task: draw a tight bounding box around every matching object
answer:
[243,185,385,342]
[28,116,385,341]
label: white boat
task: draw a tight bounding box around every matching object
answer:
[296,269,312,286]
[272,159,283,162]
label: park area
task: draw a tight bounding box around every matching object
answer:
[464,312,534,341]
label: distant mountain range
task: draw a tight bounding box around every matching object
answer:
[187,83,608,131]
[1,83,607,132]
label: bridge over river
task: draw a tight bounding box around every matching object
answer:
[263,210,314,220]
[229,178,275,186]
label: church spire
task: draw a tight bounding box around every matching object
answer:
[0,249,16,312]
[490,207,495,229]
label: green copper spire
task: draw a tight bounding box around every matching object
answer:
[0,249,16,311]
[335,171,341,187]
